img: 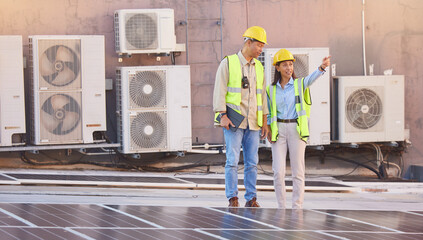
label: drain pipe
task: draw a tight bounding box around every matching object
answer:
[220,0,223,59]
[362,0,367,75]
[185,0,189,64]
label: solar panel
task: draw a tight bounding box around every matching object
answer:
[330,232,423,240]
[205,230,342,240]
[76,228,217,240]
[323,210,423,233]
[7,173,185,184]
[0,203,422,240]
[215,208,391,231]
[0,227,88,240]
[0,174,18,185]
[0,203,153,228]
[104,205,273,229]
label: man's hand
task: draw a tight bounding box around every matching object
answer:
[220,115,235,130]
[266,127,276,143]
[261,124,269,140]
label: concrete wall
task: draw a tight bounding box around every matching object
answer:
[0,0,422,170]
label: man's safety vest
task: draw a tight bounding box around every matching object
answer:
[267,78,311,142]
[214,54,264,127]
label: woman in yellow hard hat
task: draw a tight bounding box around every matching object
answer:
[266,49,330,209]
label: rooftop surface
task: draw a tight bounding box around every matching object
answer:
[0,168,422,239]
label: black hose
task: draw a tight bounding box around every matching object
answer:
[325,155,382,179]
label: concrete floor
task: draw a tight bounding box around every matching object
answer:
[0,169,422,211]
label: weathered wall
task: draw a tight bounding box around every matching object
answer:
[0,0,422,170]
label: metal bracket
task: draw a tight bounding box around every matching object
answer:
[308,145,324,151]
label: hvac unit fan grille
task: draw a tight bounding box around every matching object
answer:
[39,92,82,143]
[346,88,383,130]
[267,53,310,82]
[38,39,81,90]
[130,112,167,150]
[129,70,166,109]
[293,54,309,78]
[257,52,265,66]
[125,13,158,50]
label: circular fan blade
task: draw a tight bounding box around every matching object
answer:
[40,45,79,87]
[56,46,74,62]
[346,88,382,129]
[50,94,70,110]
[41,96,55,116]
[41,94,81,135]
[41,107,62,133]
[40,52,56,77]
[126,14,157,49]
[51,65,76,86]
[60,111,80,133]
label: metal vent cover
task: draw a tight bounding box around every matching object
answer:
[129,70,166,109]
[39,92,82,142]
[125,13,158,50]
[269,54,310,81]
[38,39,81,89]
[130,111,167,150]
[292,54,309,78]
[346,88,383,130]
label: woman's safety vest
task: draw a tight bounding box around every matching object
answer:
[214,54,264,127]
[267,78,311,142]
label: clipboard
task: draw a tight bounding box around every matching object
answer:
[216,106,245,132]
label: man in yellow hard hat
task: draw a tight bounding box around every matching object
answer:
[213,26,269,208]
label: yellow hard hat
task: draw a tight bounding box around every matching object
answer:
[243,26,267,44]
[273,49,295,66]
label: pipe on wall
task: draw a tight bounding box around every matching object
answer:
[185,0,189,64]
[362,0,367,76]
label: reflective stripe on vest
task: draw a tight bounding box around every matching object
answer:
[266,84,278,141]
[214,54,264,127]
[294,78,310,141]
[267,78,311,142]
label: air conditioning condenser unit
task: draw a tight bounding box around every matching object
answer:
[332,75,404,143]
[116,65,192,153]
[114,9,179,55]
[0,36,26,146]
[29,35,107,145]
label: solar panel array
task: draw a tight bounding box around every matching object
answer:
[0,203,422,240]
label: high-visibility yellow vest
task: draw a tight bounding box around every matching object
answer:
[214,54,264,127]
[267,78,311,142]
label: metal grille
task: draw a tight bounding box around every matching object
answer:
[257,52,265,67]
[269,54,310,82]
[293,54,309,78]
[114,12,120,52]
[346,88,383,129]
[130,111,167,150]
[125,13,158,50]
[115,69,123,147]
[29,38,35,143]
[129,70,166,109]
[38,39,81,90]
[39,92,82,143]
